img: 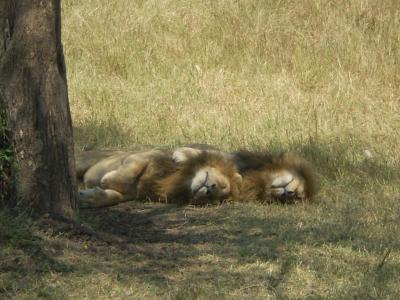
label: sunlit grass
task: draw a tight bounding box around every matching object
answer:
[64,0,399,155]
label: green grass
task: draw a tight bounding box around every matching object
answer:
[2,0,400,298]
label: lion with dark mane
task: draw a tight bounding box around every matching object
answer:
[173,146,317,203]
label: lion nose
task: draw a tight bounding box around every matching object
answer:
[206,184,217,195]
[284,190,295,197]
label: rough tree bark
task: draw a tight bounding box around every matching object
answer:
[0,0,77,217]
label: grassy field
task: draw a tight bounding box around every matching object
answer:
[1,0,400,298]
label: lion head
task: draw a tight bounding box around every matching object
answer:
[165,149,242,205]
[235,151,317,203]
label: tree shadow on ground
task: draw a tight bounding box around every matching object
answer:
[75,199,400,298]
[0,210,73,298]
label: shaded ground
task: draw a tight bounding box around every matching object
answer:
[2,190,400,299]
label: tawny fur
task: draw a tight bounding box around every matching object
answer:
[233,150,317,203]
[140,152,241,205]
[173,146,318,203]
[76,149,242,207]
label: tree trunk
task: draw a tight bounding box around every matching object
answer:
[0,0,77,217]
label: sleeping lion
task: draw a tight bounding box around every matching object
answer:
[76,149,243,208]
[173,146,317,203]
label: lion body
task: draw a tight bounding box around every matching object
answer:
[76,149,242,208]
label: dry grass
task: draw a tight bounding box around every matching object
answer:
[2,0,400,299]
[64,0,400,152]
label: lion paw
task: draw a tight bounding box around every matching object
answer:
[78,188,101,208]
[100,170,118,189]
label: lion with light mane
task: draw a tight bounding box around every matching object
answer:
[76,149,243,208]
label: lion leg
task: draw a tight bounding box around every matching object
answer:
[99,159,149,193]
[75,150,123,180]
[100,150,165,192]
[79,187,126,208]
